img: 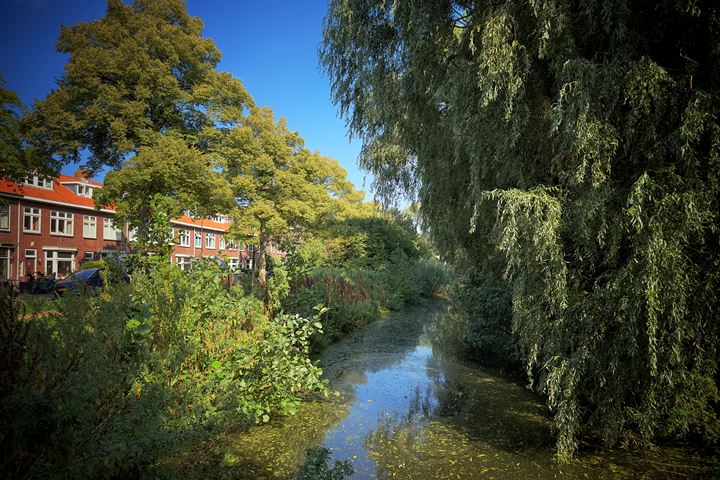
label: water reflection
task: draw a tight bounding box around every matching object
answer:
[222,301,718,479]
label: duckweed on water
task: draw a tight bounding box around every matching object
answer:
[190,301,718,479]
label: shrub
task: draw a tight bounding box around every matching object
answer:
[0,262,329,478]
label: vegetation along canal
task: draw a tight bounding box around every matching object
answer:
[222,301,718,479]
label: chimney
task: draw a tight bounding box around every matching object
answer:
[74,169,92,181]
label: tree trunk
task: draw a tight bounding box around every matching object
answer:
[257,234,267,289]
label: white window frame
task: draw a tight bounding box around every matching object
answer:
[175,255,192,271]
[228,258,239,270]
[219,236,226,250]
[0,204,9,231]
[194,231,202,248]
[227,240,237,251]
[23,207,41,233]
[0,247,12,280]
[206,233,216,249]
[103,218,122,241]
[83,215,97,239]
[44,249,75,278]
[50,210,74,236]
[177,229,190,247]
[242,256,254,270]
[24,175,53,189]
[76,184,94,198]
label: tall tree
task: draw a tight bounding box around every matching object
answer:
[212,106,353,287]
[321,0,720,456]
[23,0,251,172]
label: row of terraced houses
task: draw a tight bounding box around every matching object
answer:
[0,170,278,284]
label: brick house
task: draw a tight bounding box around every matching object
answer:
[0,172,263,284]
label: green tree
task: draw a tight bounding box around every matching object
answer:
[0,79,53,182]
[321,0,720,457]
[95,135,233,260]
[213,106,355,287]
[23,0,251,171]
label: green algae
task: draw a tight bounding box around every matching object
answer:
[179,301,719,479]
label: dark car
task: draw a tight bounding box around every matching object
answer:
[55,268,105,295]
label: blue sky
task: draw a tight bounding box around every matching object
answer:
[0,0,373,195]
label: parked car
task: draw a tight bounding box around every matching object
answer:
[55,268,105,295]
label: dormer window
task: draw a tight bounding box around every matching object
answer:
[210,215,228,223]
[76,184,94,197]
[24,175,53,189]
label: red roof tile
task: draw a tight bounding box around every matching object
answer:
[0,177,112,211]
[1,176,241,232]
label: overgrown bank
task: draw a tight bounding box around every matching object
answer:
[283,215,451,348]
[1,214,448,478]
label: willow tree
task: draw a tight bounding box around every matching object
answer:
[321,0,720,456]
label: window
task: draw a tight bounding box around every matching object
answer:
[0,247,12,280]
[129,227,138,243]
[177,229,190,247]
[228,258,239,270]
[219,236,226,250]
[83,251,95,262]
[103,218,122,241]
[194,231,202,248]
[23,207,41,233]
[83,215,97,238]
[176,256,192,271]
[0,205,9,231]
[206,233,216,249]
[50,211,74,236]
[211,215,228,223]
[45,250,75,278]
[227,240,237,250]
[242,256,254,270]
[76,184,93,197]
[24,175,53,189]
[25,249,36,259]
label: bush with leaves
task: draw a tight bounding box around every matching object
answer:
[0,261,329,478]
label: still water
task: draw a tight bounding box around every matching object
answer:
[224,301,717,479]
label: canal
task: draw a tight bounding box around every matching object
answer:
[213,301,717,479]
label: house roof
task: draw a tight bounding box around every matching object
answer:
[172,215,231,232]
[0,176,237,232]
[56,174,104,187]
[0,177,112,211]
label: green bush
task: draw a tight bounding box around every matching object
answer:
[285,256,450,348]
[0,262,329,478]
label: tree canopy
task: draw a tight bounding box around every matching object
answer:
[321,0,720,457]
[210,106,363,286]
[0,79,53,182]
[22,0,251,171]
